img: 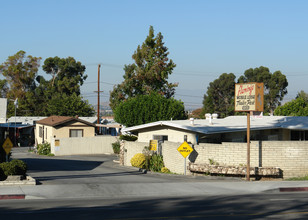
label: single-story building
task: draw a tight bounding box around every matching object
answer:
[122,116,308,144]
[35,116,96,145]
[0,123,34,147]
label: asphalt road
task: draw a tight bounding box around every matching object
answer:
[1,193,308,219]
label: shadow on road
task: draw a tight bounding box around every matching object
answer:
[0,194,308,219]
[22,158,104,172]
[34,170,146,183]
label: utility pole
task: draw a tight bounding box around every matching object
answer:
[97,64,101,134]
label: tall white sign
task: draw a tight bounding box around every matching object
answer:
[0,98,7,123]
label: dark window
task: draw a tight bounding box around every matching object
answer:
[291,130,307,141]
[153,135,168,142]
[39,126,43,138]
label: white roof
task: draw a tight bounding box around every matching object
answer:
[7,116,47,125]
[122,116,308,135]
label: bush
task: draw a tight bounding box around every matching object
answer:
[112,141,121,154]
[119,135,138,142]
[161,167,170,173]
[130,153,146,168]
[37,142,51,156]
[149,154,164,172]
[10,159,27,176]
[0,159,27,180]
[0,162,14,178]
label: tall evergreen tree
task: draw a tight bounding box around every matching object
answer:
[110,26,177,110]
[202,73,236,118]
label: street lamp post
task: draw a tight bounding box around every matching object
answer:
[14,98,18,147]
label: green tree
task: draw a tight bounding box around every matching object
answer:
[110,26,177,110]
[0,50,41,116]
[42,56,87,96]
[0,51,41,99]
[296,90,308,103]
[202,73,236,118]
[114,92,186,127]
[0,79,8,98]
[33,56,94,117]
[238,66,288,114]
[46,93,94,116]
[274,97,308,116]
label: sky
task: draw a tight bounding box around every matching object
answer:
[1,0,308,110]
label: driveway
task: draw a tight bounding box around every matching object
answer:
[11,147,228,185]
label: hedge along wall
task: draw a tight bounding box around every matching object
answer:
[123,140,308,178]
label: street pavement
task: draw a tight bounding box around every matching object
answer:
[0,147,308,200]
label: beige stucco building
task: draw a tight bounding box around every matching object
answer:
[35,116,96,145]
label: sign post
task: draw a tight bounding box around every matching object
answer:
[235,83,263,181]
[177,141,194,175]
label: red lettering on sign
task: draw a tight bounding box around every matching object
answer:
[237,85,254,96]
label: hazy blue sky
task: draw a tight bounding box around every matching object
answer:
[1,0,308,109]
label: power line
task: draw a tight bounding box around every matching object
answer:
[84,62,308,77]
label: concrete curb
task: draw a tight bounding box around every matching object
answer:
[280,187,308,192]
[0,194,25,200]
[0,175,36,186]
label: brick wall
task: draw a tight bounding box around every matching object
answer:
[123,140,308,178]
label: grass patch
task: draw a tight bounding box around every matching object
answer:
[287,175,308,181]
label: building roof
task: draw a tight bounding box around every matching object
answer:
[122,116,308,135]
[36,116,96,127]
[8,116,47,125]
[0,123,34,129]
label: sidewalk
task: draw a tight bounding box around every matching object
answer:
[1,179,308,200]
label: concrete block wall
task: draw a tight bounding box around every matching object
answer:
[124,141,147,167]
[183,141,308,178]
[51,136,118,156]
[123,140,308,178]
[161,141,189,174]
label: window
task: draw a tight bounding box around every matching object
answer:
[153,135,168,142]
[39,126,43,138]
[291,130,307,141]
[70,129,83,137]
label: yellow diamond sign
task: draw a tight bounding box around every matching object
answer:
[177,141,193,158]
[2,137,13,154]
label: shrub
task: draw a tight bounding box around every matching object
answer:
[0,162,14,178]
[130,153,146,168]
[10,159,27,176]
[161,167,170,173]
[37,142,51,156]
[149,154,164,172]
[112,141,121,154]
[119,135,138,142]
[209,158,219,166]
[0,159,27,180]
